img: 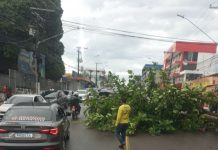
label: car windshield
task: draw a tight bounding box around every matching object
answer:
[6,96,33,105]
[3,107,53,122]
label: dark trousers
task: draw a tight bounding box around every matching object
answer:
[115,123,129,145]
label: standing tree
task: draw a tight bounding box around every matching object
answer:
[0,0,65,80]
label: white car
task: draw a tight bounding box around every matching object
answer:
[0,94,47,121]
[77,89,89,101]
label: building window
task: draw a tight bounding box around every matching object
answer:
[184,52,198,62]
[182,64,197,71]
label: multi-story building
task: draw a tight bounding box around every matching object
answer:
[142,64,163,83]
[163,41,217,87]
[196,54,218,76]
[186,54,218,91]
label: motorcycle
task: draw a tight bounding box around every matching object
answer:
[70,104,79,120]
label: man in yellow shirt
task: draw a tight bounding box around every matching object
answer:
[115,98,131,149]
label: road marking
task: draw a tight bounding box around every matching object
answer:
[126,136,130,150]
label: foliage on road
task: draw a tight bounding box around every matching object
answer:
[0,0,65,80]
[84,65,218,135]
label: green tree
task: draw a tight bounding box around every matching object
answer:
[0,0,65,80]
[85,66,218,135]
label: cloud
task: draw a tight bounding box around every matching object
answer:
[61,0,218,77]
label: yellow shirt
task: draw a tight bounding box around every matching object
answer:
[115,104,131,126]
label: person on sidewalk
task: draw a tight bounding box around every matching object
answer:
[115,97,131,149]
[2,85,11,100]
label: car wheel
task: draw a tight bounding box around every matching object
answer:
[72,111,76,120]
[60,139,66,150]
[64,104,68,109]
[66,130,70,140]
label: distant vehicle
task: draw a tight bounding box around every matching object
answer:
[0,94,47,121]
[0,103,70,150]
[40,89,56,98]
[63,90,74,100]
[77,89,89,101]
[86,88,99,99]
[44,90,68,109]
[99,89,114,97]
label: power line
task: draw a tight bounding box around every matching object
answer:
[62,23,214,44]
[62,20,208,43]
[38,28,78,45]
[62,24,174,42]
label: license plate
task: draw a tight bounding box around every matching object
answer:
[14,133,33,138]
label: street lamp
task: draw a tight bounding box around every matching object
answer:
[177,14,217,44]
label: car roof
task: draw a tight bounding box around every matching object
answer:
[11,94,42,97]
[77,89,87,91]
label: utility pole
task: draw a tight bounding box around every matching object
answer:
[95,63,102,87]
[96,63,98,87]
[29,26,39,93]
[86,70,93,81]
[29,7,56,94]
[77,47,81,77]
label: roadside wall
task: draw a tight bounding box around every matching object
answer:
[0,69,67,94]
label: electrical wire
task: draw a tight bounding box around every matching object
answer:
[62,23,175,43]
[62,23,215,44]
[38,28,78,45]
[62,20,208,43]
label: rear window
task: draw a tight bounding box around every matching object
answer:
[7,96,33,105]
[3,108,54,122]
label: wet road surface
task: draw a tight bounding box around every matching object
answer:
[66,104,218,150]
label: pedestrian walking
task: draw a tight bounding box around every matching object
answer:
[115,97,131,149]
[2,85,12,100]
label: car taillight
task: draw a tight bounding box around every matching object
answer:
[0,129,8,133]
[39,128,59,136]
[49,128,59,136]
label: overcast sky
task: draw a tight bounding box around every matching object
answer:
[61,0,218,79]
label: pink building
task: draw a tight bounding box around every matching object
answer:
[163,41,217,87]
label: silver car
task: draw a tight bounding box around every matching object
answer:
[0,94,47,121]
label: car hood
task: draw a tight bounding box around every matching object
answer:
[0,104,14,112]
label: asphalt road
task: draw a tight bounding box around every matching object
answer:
[66,104,218,150]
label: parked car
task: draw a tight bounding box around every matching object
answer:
[44,90,68,109]
[0,94,47,121]
[0,103,70,150]
[77,89,89,101]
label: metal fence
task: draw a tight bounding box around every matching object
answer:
[0,69,67,94]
